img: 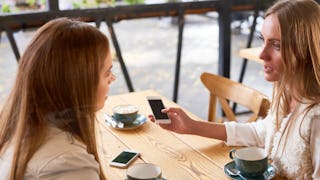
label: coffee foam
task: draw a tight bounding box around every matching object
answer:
[127,163,161,179]
[113,104,138,114]
[236,147,267,161]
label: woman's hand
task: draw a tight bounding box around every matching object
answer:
[148,107,195,134]
[148,107,227,141]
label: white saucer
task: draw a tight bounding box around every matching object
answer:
[105,113,147,130]
[224,161,276,180]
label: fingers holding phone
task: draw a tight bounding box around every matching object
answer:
[148,106,195,134]
[147,96,171,124]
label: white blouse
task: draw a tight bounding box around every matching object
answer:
[225,103,320,179]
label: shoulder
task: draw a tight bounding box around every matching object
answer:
[299,103,320,137]
[25,127,100,179]
[301,103,320,124]
[303,103,320,116]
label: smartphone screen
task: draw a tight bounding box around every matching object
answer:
[147,96,171,124]
[110,150,139,168]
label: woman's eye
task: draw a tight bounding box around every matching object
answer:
[273,43,280,51]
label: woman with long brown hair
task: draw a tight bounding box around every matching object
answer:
[0,18,115,179]
[149,0,320,179]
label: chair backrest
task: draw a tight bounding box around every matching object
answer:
[200,72,270,122]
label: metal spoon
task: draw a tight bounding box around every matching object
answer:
[104,113,124,128]
[226,167,247,180]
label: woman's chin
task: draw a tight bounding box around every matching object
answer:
[96,102,106,111]
[264,74,277,82]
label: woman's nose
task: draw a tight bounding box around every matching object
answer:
[259,45,269,61]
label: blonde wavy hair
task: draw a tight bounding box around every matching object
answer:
[0,18,108,179]
[266,0,320,125]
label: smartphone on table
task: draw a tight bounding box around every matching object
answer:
[109,150,140,168]
[147,96,171,124]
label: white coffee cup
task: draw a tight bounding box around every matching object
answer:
[127,163,162,180]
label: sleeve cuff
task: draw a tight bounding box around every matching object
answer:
[224,121,238,146]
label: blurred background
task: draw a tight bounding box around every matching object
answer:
[0,0,272,119]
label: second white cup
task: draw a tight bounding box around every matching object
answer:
[126,163,162,180]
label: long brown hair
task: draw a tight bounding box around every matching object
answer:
[0,18,108,179]
[266,0,320,125]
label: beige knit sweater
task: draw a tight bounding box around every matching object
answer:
[266,103,320,179]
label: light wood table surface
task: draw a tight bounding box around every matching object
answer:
[96,89,234,180]
[239,47,263,64]
[96,90,283,180]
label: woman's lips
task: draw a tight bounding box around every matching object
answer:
[264,65,273,73]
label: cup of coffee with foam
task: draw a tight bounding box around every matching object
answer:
[229,147,268,177]
[126,163,162,180]
[112,104,139,125]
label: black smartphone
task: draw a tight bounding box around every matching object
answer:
[147,96,171,124]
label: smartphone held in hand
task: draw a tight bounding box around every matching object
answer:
[147,96,171,124]
[109,150,140,168]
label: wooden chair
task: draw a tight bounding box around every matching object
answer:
[200,72,270,122]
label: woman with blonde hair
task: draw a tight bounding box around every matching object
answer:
[0,18,115,179]
[149,0,320,179]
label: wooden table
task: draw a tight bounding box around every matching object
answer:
[238,47,263,64]
[96,89,235,179]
